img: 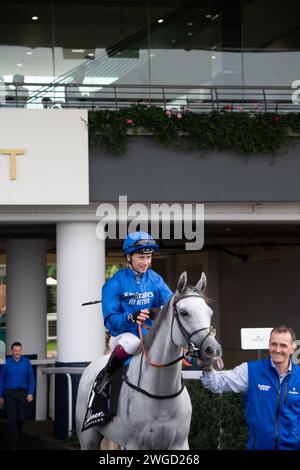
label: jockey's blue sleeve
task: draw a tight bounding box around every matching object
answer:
[101,268,173,338]
[200,362,248,394]
[102,276,132,336]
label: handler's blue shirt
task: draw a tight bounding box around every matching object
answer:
[102,267,173,337]
[0,356,35,398]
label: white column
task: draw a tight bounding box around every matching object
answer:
[6,239,47,420]
[56,222,105,363]
[6,239,47,357]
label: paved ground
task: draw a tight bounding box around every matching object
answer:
[0,418,80,450]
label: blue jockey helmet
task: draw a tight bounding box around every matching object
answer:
[122,231,159,255]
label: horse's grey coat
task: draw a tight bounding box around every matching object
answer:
[75,271,222,450]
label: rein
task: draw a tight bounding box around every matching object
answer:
[138,323,186,368]
[122,291,214,400]
[138,293,214,368]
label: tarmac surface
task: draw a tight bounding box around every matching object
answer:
[0,418,80,450]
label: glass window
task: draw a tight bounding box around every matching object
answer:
[0,1,53,107]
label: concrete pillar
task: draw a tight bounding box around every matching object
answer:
[55,222,105,439]
[6,239,47,420]
[6,239,47,357]
[56,222,105,363]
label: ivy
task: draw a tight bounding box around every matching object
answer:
[187,381,248,450]
[88,106,300,157]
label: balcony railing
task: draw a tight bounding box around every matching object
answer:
[0,83,299,113]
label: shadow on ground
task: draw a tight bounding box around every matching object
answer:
[0,418,80,450]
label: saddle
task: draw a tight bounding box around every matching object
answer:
[81,366,125,432]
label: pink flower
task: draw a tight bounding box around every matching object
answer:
[165,110,172,117]
[273,115,280,124]
[126,118,133,125]
[176,112,183,119]
[237,106,244,112]
[224,105,233,111]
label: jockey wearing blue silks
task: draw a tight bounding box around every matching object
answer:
[94,231,173,397]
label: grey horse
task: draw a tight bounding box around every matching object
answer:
[76,271,222,450]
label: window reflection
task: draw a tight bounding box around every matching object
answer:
[0,0,299,102]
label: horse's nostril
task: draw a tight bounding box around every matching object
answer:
[205,346,214,356]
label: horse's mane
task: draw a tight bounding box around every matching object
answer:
[138,298,171,353]
[137,285,208,353]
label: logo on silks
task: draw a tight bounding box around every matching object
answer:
[258,383,271,392]
[124,291,154,306]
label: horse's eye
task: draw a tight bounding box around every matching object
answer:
[180,310,188,317]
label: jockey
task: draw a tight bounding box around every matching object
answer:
[94,231,173,396]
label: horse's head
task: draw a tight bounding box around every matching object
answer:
[171,271,223,369]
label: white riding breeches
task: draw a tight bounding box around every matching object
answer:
[109,333,141,355]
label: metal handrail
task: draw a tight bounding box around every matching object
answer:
[1,83,299,113]
[41,367,85,438]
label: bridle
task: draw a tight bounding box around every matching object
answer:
[171,292,216,361]
[139,291,216,368]
[122,290,216,399]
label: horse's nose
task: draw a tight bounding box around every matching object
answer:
[202,337,222,362]
[204,346,214,356]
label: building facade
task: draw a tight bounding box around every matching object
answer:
[1,0,300,432]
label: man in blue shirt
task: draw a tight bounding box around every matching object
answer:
[200,325,300,450]
[0,342,35,449]
[94,231,173,397]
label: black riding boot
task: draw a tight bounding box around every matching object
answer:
[94,351,126,397]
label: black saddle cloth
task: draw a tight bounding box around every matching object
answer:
[81,366,125,432]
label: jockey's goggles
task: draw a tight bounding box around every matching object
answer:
[129,239,157,249]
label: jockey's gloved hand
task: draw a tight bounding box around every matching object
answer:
[128,308,160,324]
[127,311,140,324]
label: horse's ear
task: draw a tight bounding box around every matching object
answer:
[177,271,188,292]
[195,272,207,293]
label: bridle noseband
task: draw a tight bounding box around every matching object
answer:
[171,292,215,359]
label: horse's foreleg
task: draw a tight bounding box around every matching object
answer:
[79,428,103,450]
[172,440,189,450]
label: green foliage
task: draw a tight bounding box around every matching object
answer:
[187,381,248,450]
[88,106,300,156]
[88,110,128,156]
[47,286,56,313]
[47,265,57,313]
[105,263,126,280]
[66,430,80,449]
[47,340,56,351]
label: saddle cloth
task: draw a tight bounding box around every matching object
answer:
[81,367,124,432]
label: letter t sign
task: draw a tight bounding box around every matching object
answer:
[0,148,25,180]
